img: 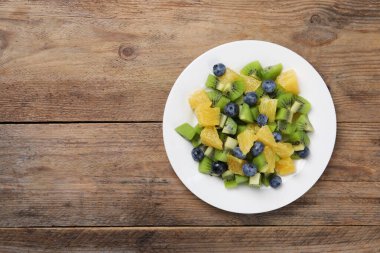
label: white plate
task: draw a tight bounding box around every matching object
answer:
[163,40,336,214]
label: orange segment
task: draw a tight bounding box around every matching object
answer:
[273,142,294,158]
[195,103,220,127]
[200,127,223,150]
[188,89,211,110]
[259,97,277,122]
[227,154,245,175]
[237,129,257,155]
[276,157,296,176]
[276,69,299,95]
[241,75,261,93]
[256,125,276,147]
[218,68,241,85]
[262,146,276,173]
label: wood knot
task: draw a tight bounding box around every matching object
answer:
[293,27,337,47]
[118,45,137,60]
[310,14,321,24]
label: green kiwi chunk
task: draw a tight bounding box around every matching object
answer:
[239,103,254,123]
[222,117,238,135]
[175,123,196,141]
[199,156,213,174]
[295,114,314,132]
[240,61,263,79]
[261,63,283,80]
[253,153,267,171]
[205,74,219,89]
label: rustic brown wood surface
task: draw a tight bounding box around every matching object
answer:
[0,0,379,252]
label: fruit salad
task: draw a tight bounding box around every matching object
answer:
[175,61,313,189]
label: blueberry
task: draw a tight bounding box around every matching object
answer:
[242,163,257,177]
[273,132,282,142]
[269,175,282,188]
[231,147,246,159]
[213,63,226,77]
[296,147,310,159]
[211,161,228,176]
[243,92,258,106]
[256,114,268,127]
[262,80,276,93]
[191,147,204,162]
[224,102,239,118]
[250,141,264,157]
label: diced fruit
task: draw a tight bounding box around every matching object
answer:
[276,70,299,95]
[239,103,254,123]
[224,137,238,150]
[227,154,245,175]
[224,102,239,118]
[235,174,249,184]
[195,103,220,126]
[273,132,282,142]
[204,146,214,158]
[240,61,263,79]
[231,147,246,159]
[295,114,314,132]
[259,97,278,122]
[199,156,213,174]
[276,157,296,176]
[242,75,261,93]
[194,124,203,135]
[296,146,310,158]
[200,127,223,150]
[175,123,196,141]
[218,68,241,85]
[219,114,228,128]
[191,135,202,147]
[222,170,235,181]
[237,125,247,134]
[268,122,277,132]
[261,173,271,187]
[262,146,276,173]
[273,142,294,158]
[256,125,276,147]
[222,117,237,135]
[261,63,283,80]
[214,149,228,162]
[288,131,310,146]
[256,114,268,127]
[249,173,261,187]
[253,152,267,171]
[242,163,257,177]
[189,89,211,110]
[237,129,257,155]
[205,74,219,89]
[250,141,265,157]
[224,179,238,188]
[250,106,260,120]
[244,92,258,106]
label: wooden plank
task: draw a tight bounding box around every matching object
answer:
[0,1,379,122]
[0,123,378,227]
[0,227,378,252]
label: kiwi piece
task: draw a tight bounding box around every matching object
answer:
[293,143,305,151]
[222,170,235,181]
[253,153,267,171]
[291,96,312,114]
[224,179,238,188]
[255,86,265,97]
[175,123,196,141]
[276,108,293,123]
[227,80,245,101]
[205,74,219,89]
[194,124,203,135]
[214,149,228,162]
[250,106,260,120]
[291,153,301,160]
[215,96,230,109]
[204,146,214,158]
[270,84,286,99]
[222,117,237,135]
[218,131,227,143]
[207,90,222,106]
[239,103,254,123]
[288,131,310,146]
[261,63,283,80]
[224,137,238,150]
[249,173,261,187]
[199,156,212,174]
[240,61,263,79]
[219,114,228,128]
[191,135,202,147]
[268,122,277,132]
[261,173,272,187]
[237,125,247,134]
[277,121,296,135]
[295,114,314,132]
[277,93,294,109]
[235,174,249,184]
[234,95,245,105]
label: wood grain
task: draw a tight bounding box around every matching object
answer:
[0,123,378,227]
[0,227,378,253]
[0,0,379,122]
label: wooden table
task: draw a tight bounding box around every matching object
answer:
[0,1,379,252]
